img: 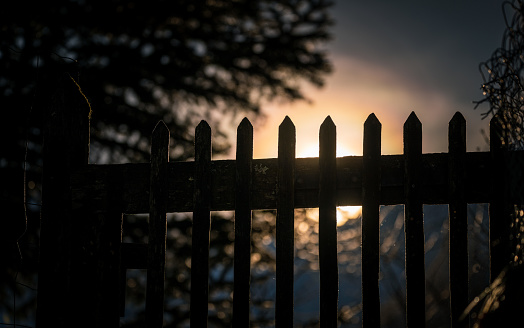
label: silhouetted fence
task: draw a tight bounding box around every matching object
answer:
[36,76,523,328]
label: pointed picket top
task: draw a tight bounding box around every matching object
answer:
[236,118,253,165]
[320,116,336,158]
[151,120,170,161]
[278,116,296,159]
[404,111,421,129]
[195,120,211,164]
[152,120,170,139]
[196,119,211,136]
[403,112,422,149]
[364,113,381,129]
[277,116,296,161]
[363,113,381,163]
[449,112,466,134]
[278,116,295,135]
[278,116,296,164]
[238,117,253,130]
[320,115,336,130]
[363,113,381,154]
[237,117,253,143]
[449,111,466,126]
[449,112,466,152]
[279,115,295,131]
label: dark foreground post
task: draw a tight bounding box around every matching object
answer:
[37,72,90,327]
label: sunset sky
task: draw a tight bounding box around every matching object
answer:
[250,0,507,159]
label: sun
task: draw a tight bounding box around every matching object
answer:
[297,143,358,158]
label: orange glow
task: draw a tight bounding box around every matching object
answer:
[297,143,319,158]
[337,206,362,222]
[305,206,361,227]
[252,103,369,159]
[249,53,491,161]
[297,142,358,158]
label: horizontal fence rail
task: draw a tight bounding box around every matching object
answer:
[61,111,522,328]
[72,150,506,212]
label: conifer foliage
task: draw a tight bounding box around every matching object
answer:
[0,1,333,325]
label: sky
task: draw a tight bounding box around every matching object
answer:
[251,0,508,159]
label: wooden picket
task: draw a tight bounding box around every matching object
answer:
[361,113,381,328]
[275,116,295,327]
[318,116,339,327]
[190,121,212,327]
[233,118,253,328]
[404,112,425,327]
[448,112,468,328]
[146,121,169,327]
[38,91,524,328]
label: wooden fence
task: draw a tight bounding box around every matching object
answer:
[36,77,522,328]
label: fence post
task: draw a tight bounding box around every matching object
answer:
[361,113,381,328]
[37,71,90,327]
[404,112,425,327]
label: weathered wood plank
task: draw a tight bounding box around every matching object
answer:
[71,151,499,214]
[448,112,468,328]
[191,121,213,327]
[404,112,425,327]
[319,116,338,328]
[146,121,169,327]
[233,118,253,328]
[275,117,296,327]
[361,113,381,328]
